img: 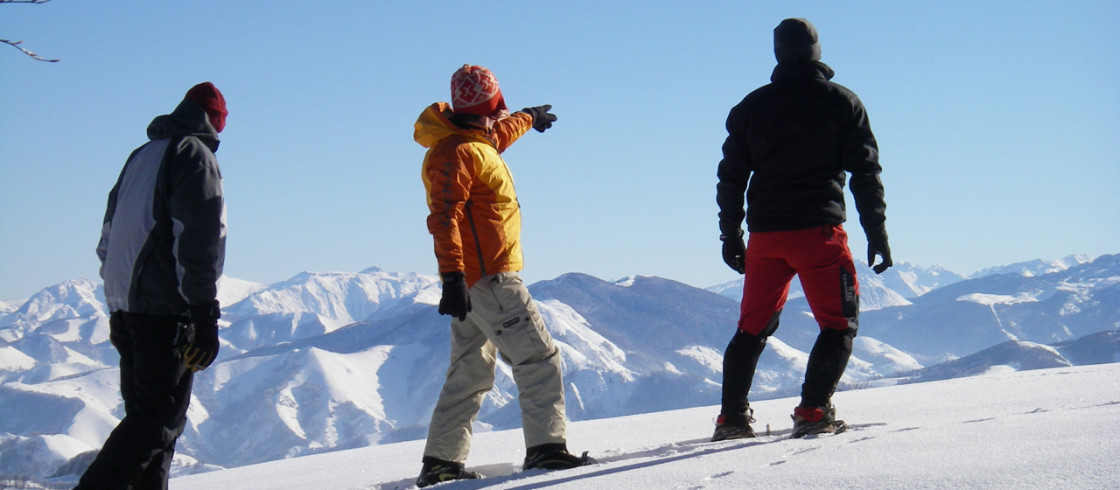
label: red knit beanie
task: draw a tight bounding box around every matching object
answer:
[185,82,228,132]
[450,65,507,117]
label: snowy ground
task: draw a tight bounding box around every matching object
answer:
[172,363,1120,489]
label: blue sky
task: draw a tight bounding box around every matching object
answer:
[2,1,1118,301]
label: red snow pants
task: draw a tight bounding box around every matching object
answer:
[738,225,859,335]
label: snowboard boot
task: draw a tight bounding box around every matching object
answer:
[523,443,593,470]
[711,408,757,441]
[791,404,845,438]
[415,456,482,487]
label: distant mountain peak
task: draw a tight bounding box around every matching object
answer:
[0,278,104,328]
[970,254,1096,279]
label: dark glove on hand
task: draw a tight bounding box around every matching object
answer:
[721,230,746,275]
[521,105,557,133]
[867,230,893,274]
[439,272,472,321]
[184,300,220,372]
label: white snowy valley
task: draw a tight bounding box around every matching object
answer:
[0,253,1118,488]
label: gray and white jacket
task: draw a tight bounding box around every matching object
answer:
[97,98,226,316]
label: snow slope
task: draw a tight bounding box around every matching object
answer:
[0,300,18,316]
[171,363,1120,489]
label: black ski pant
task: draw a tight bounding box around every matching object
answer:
[800,327,856,408]
[77,312,193,490]
[721,318,857,417]
[720,328,769,422]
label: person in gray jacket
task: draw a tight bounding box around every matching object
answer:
[77,82,227,490]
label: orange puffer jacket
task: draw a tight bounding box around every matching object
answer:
[415,102,533,287]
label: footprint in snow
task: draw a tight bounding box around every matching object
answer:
[963,417,996,424]
[704,471,734,480]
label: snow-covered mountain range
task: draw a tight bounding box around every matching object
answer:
[1,254,1117,486]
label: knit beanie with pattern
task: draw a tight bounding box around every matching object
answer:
[450,65,507,117]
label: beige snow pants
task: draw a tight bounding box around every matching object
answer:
[423,272,567,463]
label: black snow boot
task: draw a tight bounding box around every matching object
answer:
[416,456,482,487]
[791,404,846,438]
[523,443,593,470]
[711,407,757,441]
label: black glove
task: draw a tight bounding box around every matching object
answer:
[521,105,557,133]
[438,272,472,321]
[184,300,220,372]
[720,230,746,275]
[867,228,893,274]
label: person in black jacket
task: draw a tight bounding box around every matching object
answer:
[78,82,227,490]
[712,18,892,441]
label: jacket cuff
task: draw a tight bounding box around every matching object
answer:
[189,299,221,324]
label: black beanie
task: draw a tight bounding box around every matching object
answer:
[774,18,821,63]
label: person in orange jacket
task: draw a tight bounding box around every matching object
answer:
[412,64,590,487]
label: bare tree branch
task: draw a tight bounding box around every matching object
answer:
[1,38,59,62]
[2,0,57,62]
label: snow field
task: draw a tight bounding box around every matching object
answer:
[172,363,1120,489]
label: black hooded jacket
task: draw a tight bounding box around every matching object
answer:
[716,60,887,241]
[97,98,226,316]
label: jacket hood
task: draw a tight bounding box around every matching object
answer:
[771,60,835,83]
[414,102,492,149]
[147,98,221,151]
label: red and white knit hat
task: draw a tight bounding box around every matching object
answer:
[450,64,507,117]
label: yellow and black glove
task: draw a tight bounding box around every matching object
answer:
[184,300,220,372]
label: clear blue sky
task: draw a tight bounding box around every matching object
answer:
[2,1,1118,301]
